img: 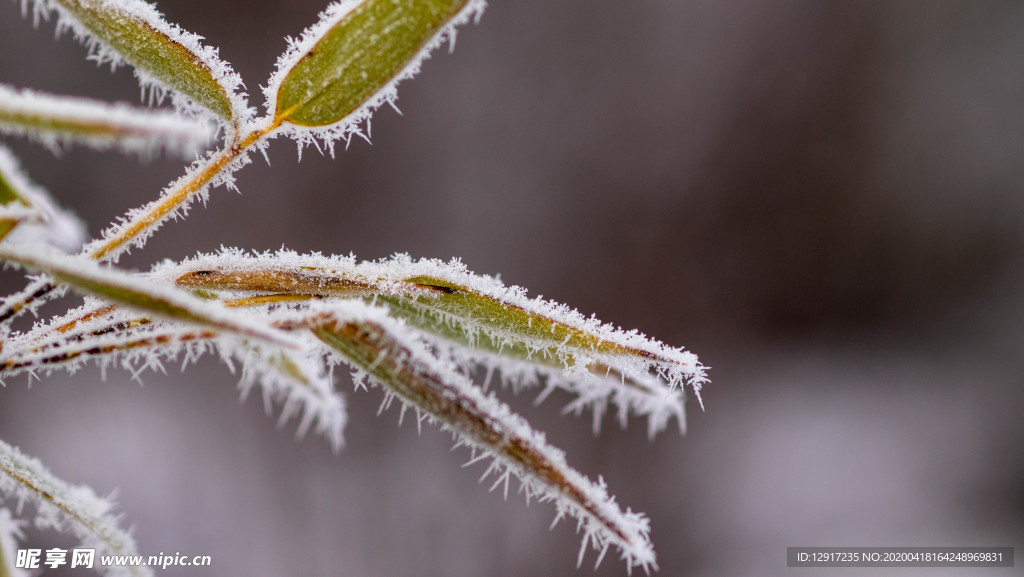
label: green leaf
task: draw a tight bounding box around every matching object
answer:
[176,266,626,356]
[171,261,691,435]
[54,0,236,121]
[172,262,696,383]
[275,0,471,127]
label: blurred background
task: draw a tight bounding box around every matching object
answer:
[1,0,1022,575]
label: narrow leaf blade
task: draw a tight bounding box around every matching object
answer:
[167,249,705,434]
[0,84,212,155]
[27,0,247,123]
[267,0,485,147]
[311,303,657,570]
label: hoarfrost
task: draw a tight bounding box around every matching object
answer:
[81,143,254,263]
[0,243,298,349]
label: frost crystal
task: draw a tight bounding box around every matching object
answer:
[0,243,299,349]
[82,142,255,262]
[0,299,348,451]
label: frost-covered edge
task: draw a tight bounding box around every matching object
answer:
[424,335,688,439]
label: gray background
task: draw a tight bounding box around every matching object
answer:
[1,0,1022,575]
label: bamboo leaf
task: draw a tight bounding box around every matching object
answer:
[25,0,248,123]
[0,245,297,349]
[166,250,703,434]
[310,303,657,570]
[274,0,471,127]
[266,0,485,147]
[0,84,212,155]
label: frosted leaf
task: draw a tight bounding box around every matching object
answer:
[0,145,87,252]
[0,438,152,577]
[0,84,212,156]
[306,301,657,571]
[21,0,250,127]
[265,0,486,152]
[164,248,705,434]
[0,302,217,379]
[0,244,297,349]
[0,299,347,450]
[0,508,27,577]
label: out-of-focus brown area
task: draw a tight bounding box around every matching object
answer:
[1,1,1021,575]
